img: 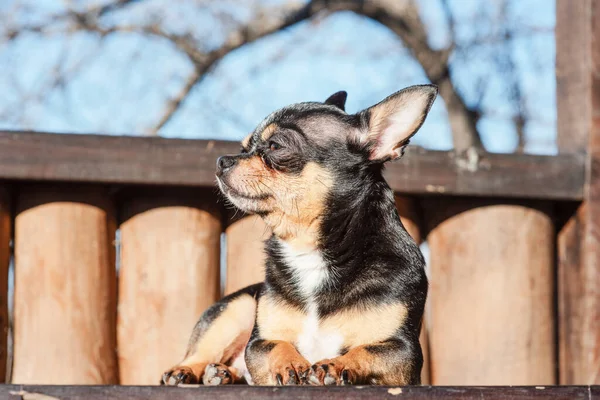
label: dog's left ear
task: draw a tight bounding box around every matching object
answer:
[358,85,437,161]
[325,91,347,111]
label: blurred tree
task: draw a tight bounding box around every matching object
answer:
[0,0,554,153]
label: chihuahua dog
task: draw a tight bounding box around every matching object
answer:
[161,84,437,386]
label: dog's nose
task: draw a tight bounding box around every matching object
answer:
[216,156,237,177]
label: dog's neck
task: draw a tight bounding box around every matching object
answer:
[319,176,406,268]
[263,211,321,250]
[264,170,403,260]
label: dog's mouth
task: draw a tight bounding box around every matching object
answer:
[217,178,271,200]
[216,177,273,214]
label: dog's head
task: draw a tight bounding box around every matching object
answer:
[217,85,437,240]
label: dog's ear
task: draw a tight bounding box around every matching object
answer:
[324,91,347,111]
[357,85,437,161]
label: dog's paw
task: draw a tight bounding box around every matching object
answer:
[307,359,354,386]
[161,366,199,386]
[202,363,234,385]
[270,360,311,385]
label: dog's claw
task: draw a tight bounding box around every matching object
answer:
[308,374,320,385]
[341,369,351,385]
[307,360,355,386]
[286,369,298,385]
[203,363,234,385]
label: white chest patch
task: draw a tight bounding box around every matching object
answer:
[277,240,343,363]
[296,304,344,364]
[278,240,329,298]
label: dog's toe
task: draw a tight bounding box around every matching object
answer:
[202,363,234,385]
[161,366,198,386]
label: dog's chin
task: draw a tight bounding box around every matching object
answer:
[217,178,272,214]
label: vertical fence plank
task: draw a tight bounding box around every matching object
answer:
[0,186,10,382]
[395,195,430,385]
[556,0,600,385]
[118,191,221,385]
[425,200,555,385]
[13,185,117,384]
[225,214,269,295]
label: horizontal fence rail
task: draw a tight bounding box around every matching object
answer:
[0,130,585,201]
[2,385,598,400]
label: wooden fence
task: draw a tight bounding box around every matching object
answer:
[0,129,583,387]
[0,0,598,397]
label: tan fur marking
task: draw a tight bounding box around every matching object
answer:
[180,294,256,366]
[322,302,408,348]
[226,160,333,244]
[315,345,412,385]
[225,159,333,245]
[260,123,278,141]
[257,295,304,342]
[241,132,253,149]
[257,294,408,350]
[235,156,269,175]
[263,162,333,243]
[267,342,310,385]
[247,341,310,385]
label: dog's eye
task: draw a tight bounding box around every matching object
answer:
[269,141,281,151]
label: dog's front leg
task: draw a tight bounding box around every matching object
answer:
[245,339,311,385]
[307,337,422,386]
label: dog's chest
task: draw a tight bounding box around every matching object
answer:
[276,243,343,363]
[279,241,329,298]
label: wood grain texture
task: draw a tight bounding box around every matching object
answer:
[0,385,595,400]
[556,0,600,385]
[12,185,118,384]
[0,131,584,200]
[224,214,269,295]
[425,200,555,385]
[0,187,10,383]
[118,192,221,385]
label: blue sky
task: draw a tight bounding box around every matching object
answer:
[0,0,556,153]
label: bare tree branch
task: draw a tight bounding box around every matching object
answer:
[439,0,456,43]
[146,1,322,133]
[495,0,528,153]
[4,1,321,134]
[149,69,201,135]
[305,0,483,152]
[96,0,143,18]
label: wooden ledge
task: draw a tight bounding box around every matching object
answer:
[2,385,597,399]
[0,130,585,201]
